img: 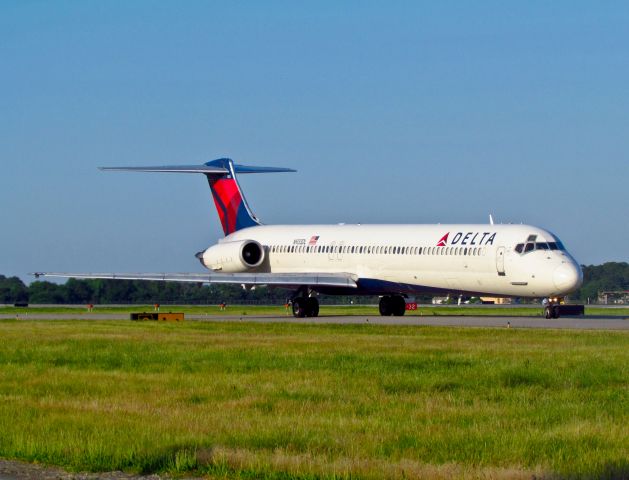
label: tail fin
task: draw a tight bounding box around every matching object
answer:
[100,157,295,236]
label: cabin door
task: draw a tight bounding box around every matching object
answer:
[496,247,506,276]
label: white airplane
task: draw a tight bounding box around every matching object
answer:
[35,158,583,318]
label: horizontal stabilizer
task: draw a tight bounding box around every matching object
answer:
[232,164,296,174]
[98,157,295,235]
[32,272,357,288]
[99,158,296,176]
[99,165,229,174]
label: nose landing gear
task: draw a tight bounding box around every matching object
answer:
[544,304,560,319]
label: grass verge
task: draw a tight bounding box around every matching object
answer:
[0,320,627,478]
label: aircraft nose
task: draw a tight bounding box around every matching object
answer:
[553,262,583,293]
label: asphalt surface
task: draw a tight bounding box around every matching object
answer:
[1,313,628,330]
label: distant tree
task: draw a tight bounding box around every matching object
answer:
[65,279,95,303]
[0,275,29,303]
[28,281,68,304]
[574,262,629,302]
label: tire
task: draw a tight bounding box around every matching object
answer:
[305,297,319,317]
[292,298,307,318]
[552,305,560,319]
[379,296,392,316]
[392,295,406,316]
[545,306,552,319]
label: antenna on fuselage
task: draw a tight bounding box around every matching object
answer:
[489,214,495,225]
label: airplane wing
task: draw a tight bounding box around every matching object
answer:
[32,272,358,288]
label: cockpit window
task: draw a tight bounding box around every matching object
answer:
[515,239,565,254]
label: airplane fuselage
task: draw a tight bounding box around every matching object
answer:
[201,223,583,299]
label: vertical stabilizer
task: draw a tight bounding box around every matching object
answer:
[205,158,260,235]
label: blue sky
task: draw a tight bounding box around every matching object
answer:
[1,1,628,281]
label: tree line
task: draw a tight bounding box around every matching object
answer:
[0,276,372,305]
[574,262,629,303]
[1,262,627,304]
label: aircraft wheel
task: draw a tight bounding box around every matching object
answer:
[392,295,406,316]
[379,296,393,316]
[292,298,307,318]
[545,306,552,319]
[305,297,319,317]
[552,305,560,319]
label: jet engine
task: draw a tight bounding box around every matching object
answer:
[198,240,265,273]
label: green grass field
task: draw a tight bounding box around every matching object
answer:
[0,320,627,479]
[2,304,629,317]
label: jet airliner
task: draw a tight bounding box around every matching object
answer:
[35,158,583,318]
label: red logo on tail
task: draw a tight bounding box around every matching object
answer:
[437,232,449,247]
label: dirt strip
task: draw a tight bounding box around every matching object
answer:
[0,459,202,480]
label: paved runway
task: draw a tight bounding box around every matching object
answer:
[1,313,628,330]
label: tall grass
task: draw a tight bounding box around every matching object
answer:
[0,320,627,478]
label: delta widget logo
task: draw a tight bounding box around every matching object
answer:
[436,231,497,246]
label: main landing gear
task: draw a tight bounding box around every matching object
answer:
[379,295,406,316]
[291,288,319,318]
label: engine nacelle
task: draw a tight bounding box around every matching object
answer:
[200,240,265,273]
